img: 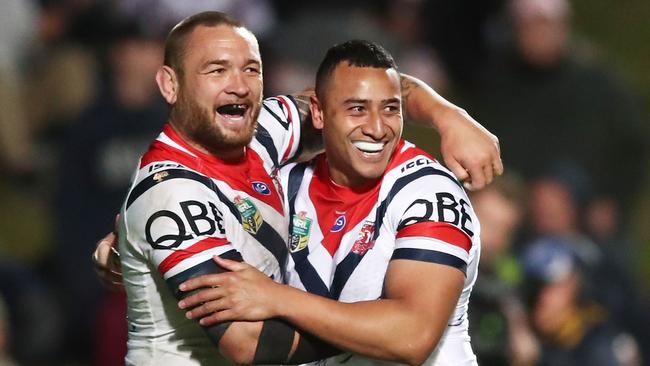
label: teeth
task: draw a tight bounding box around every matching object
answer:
[217,104,247,115]
[352,141,385,153]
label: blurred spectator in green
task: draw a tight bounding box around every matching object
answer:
[469,174,540,365]
[522,237,641,366]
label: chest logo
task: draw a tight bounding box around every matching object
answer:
[251,181,271,195]
[330,215,346,232]
[234,196,263,235]
[290,211,312,253]
[351,221,376,255]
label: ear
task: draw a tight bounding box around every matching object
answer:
[156,66,179,104]
[309,95,324,130]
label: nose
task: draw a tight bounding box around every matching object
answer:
[224,70,250,98]
[361,110,387,140]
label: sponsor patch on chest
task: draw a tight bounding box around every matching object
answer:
[289,211,312,252]
[234,196,263,234]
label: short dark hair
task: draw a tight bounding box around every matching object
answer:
[315,40,397,99]
[164,11,244,77]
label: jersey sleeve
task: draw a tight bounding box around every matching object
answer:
[389,167,478,275]
[121,168,237,281]
[254,95,302,167]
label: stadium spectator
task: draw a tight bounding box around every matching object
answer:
[521,237,642,366]
[468,174,540,365]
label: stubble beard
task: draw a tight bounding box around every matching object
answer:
[171,88,260,157]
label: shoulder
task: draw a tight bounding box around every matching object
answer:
[382,141,466,205]
[258,95,301,127]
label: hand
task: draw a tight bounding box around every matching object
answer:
[178,256,282,326]
[92,231,123,291]
[438,108,503,190]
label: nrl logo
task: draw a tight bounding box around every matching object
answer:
[289,211,312,253]
[351,221,376,255]
[234,196,263,235]
[152,171,169,183]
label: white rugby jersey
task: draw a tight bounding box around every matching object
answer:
[118,96,301,366]
[280,140,481,366]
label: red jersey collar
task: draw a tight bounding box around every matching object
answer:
[162,123,249,166]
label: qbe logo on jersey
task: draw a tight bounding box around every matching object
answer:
[234,196,263,235]
[290,211,312,253]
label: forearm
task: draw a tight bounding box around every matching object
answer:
[291,90,323,162]
[400,73,463,132]
[272,286,441,365]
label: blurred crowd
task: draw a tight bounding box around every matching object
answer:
[0,0,647,365]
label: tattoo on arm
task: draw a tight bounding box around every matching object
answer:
[291,90,323,161]
[400,75,419,120]
[293,92,312,123]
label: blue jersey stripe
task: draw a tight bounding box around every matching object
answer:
[263,99,291,130]
[391,248,467,275]
[254,123,280,167]
[166,249,244,298]
[287,163,330,297]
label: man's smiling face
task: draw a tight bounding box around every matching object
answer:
[172,24,263,157]
[315,63,403,187]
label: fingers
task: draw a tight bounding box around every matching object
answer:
[465,164,486,191]
[198,309,238,326]
[93,232,123,290]
[185,298,229,320]
[444,157,470,183]
[493,153,504,177]
[180,273,227,292]
[93,265,123,290]
[483,163,494,186]
[213,255,250,272]
[179,287,227,309]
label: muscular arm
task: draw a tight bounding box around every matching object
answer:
[400,74,502,189]
[181,258,464,366]
[278,261,464,365]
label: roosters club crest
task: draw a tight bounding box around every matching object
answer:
[351,221,376,255]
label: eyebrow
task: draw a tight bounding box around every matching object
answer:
[201,59,261,70]
[343,97,401,104]
[343,98,368,105]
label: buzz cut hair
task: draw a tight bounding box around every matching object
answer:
[163,11,245,77]
[315,40,397,99]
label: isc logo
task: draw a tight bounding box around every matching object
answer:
[400,158,434,173]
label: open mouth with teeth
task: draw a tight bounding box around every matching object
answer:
[352,141,386,155]
[216,104,249,120]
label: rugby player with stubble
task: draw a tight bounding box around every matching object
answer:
[94,11,499,365]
